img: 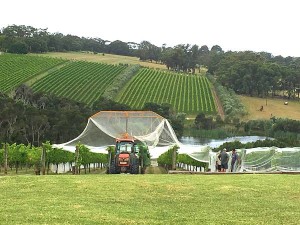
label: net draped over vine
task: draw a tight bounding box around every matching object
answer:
[53,111,209,159]
[211,147,300,172]
[53,111,300,172]
[53,111,173,151]
[238,147,300,172]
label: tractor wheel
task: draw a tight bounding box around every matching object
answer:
[109,160,120,174]
[130,160,139,174]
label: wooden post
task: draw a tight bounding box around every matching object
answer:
[4,143,8,175]
[41,144,46,175]
[107,149,112,174]
[172,147,177,170]
[75,145,79,175]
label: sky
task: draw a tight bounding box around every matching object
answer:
[1,0,299,57]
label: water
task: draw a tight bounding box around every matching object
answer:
[179,136,270,148]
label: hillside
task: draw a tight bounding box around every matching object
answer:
[0,54,65,93]
[1,53,216,114]
[35,52,168,70]
[31,61,126,106]
[116,68,216,114]
[1,52,300,120]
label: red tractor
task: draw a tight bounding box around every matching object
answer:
[107,134,149,174]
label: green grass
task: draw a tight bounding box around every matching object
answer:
[0,174,299,224]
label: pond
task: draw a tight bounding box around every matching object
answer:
[179,136,270,148]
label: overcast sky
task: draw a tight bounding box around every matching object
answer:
[1,0,299,57]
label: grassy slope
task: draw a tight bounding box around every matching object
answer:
[1,174,300,225]
[26,52,300,121]
[36,52,167,70]
[239,95,300,121]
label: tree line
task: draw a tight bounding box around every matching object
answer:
[1,25,299,98]
[0,25,215,73]
[210,51,300,99]
[0,85,92,146]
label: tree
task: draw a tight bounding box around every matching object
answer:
[194,113,206,129]
[14,84,34,105]
[137,41,161,62]
[47,33,64,52]
[198,45,210,67]
[143,102,172,119]
[26,37,48,53]
[207,45,224,74]
[23,107,49,146]
[189,44,199,73]
[108,40,131,56]
[0,100,24,143]
[7,40,28,54]
[62,35,82,51]
[160,47,175,70]
[92,97,131,111]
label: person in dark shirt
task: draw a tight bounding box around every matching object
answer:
[220,148,229,172]
[230,149,239,172]
[216,151,221,172]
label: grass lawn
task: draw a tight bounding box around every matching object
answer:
[1,174,300,225]
[239,95,300,121]
[35,52,167,70]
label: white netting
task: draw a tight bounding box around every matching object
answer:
[240,147,300,172]
[53,111,300,172]
[53,111,180,154]
[53,111,210,162]
[210,147,300,172]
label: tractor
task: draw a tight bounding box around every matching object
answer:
[107,134,150,174]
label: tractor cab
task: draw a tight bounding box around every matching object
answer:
[116,139,135,154]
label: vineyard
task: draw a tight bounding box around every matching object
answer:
[157,145,208,172]
[116,68,217,114]
[31,61,127,105]
[1,53,217,113]
[0,54,65,93]
[0,142,107,175]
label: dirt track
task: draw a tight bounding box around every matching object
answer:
[211,86,225,120]
[145,166,167,174]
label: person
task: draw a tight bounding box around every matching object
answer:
[259,105,264,111]
[216,151,221,172]
[220,148,229,172]
[230,149,239,172]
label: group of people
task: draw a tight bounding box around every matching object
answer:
[216,148,240,172]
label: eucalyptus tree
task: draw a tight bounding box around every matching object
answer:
[47,32,64,52]
[137,41,161,62]
[23,107,49,146]
[61,34,82,51]
[160,47,175,70]
[207,45,224,74]
[108,40,131,56]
